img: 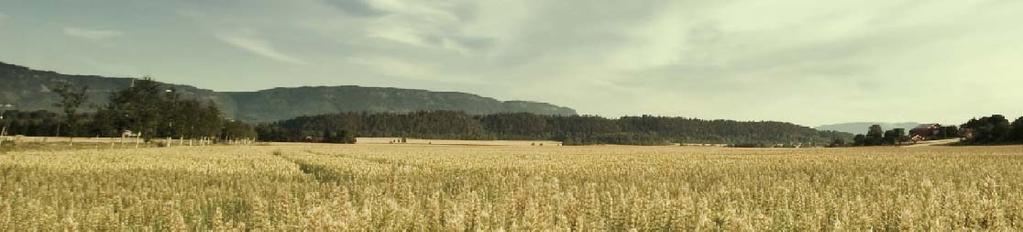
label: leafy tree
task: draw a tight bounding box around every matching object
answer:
[866,125,884,146]
[221,120,257,142]
[481,113,549,139]
[157,88,185,138]
[938,126,959,139]
[1,110,60,137]
[990,115,1011,142]
[5,77,253,145]
[853,134,867,146]
[321,128,335,143]
[896,128,911,144]
[881,128,907,145]
[338,129,356,144]
[828,137,847,147]
[962,115,1011,144]
[101,77,164,140]
[882,129,898,145]
[52,83,88,143]
[90,77,241,143]
[1010,116,1023,143]
[194,103,225,138]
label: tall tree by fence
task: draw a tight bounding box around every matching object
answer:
[0,77,258,145]
[52,83,88,144]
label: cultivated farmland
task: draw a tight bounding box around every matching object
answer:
[2,144,1023,230]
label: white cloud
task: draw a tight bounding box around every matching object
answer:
[215,32,307,65]
[63,27,124,40]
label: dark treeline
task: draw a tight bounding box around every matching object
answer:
[849,125,913,146]
[960,114,1023,145]
[0,78,256,143]
[256,112,849,146]
[847,124,958,147]
[0,110,64,137]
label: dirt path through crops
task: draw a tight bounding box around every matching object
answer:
[904,138,961,147]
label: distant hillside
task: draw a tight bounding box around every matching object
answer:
[816,122,923,134]
[224,86,576,122]
[0,62,238,116]
[0,61,576,122]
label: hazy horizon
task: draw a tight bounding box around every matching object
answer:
[1,0,1021,126]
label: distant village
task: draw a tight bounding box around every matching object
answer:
[847,114,1023,147]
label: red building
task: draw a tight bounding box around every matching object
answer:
[909,124,941,142]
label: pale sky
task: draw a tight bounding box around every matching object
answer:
[1,0,1021,126]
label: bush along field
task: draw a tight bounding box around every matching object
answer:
[2,144,1023,230]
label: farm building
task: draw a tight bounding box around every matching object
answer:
[909,123,963,142]
[909,124,941,142]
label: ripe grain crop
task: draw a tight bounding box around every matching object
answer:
[2,144,1023,230]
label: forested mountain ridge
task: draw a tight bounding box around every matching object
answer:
[0,61,576,122]
[224,86,575,122]
[0,62,237,117]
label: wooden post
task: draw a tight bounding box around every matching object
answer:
[135,133,141,149]
[0,126,6,147]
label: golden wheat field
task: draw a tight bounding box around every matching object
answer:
[2,143,1023,231]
